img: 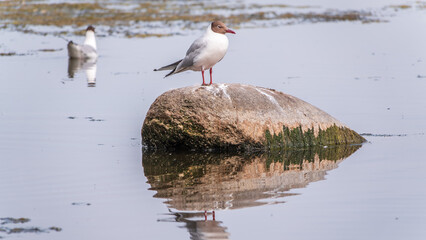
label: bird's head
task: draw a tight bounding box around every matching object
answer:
[211,21,236,34]
[86,25,95,33]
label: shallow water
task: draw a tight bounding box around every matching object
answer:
[1,1,426,239]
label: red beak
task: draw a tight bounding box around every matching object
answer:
[226,28,236,34]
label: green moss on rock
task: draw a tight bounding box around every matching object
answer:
[265,124,365,151]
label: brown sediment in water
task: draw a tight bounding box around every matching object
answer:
[0,218,30,225]
[0,0,381,38]
[0,217,61,236]
[38,48,63,52]
[388,4,412,9]
[0,52,18,56]
[385,2,426,10]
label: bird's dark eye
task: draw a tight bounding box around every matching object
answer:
[218,25,222,28]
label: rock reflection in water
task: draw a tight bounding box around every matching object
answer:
[67,58,97,87]
[143,145,361,211]
[143,146,360,239]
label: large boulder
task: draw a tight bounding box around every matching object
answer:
[142,83,365,152]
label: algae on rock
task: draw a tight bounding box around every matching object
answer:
[265,124,365,151]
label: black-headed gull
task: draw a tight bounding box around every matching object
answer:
[67,25,98,59]
[154,21,235,86]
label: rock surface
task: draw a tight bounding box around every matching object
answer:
[142,83,365,152]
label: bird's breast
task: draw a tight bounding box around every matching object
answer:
[194,36,229,69]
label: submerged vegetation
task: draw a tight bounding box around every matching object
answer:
[0,0,381,38]
[0,218,30,225]
[0,217,61,237]
[0,52,20,56]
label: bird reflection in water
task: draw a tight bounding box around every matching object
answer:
[159,210,229,240]
[67,58,97,87]
[143,145,361,239]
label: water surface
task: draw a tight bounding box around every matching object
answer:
[1,0,426,239]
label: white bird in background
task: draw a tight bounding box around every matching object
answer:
[67,25,98,59]
[154,21,236,86]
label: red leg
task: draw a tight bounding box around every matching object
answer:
[204,210,207,221]
[212,210,215,221]
[209,68,213,85]
[201,70,206,85]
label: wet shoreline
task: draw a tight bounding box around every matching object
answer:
[1,0,421,38]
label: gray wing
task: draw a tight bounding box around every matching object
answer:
[157,37,207,77]
[80,45,97,58]
[68,42,97,59]
[185,37,207,56]
[174,38,207,73]
[67,41,82,58]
